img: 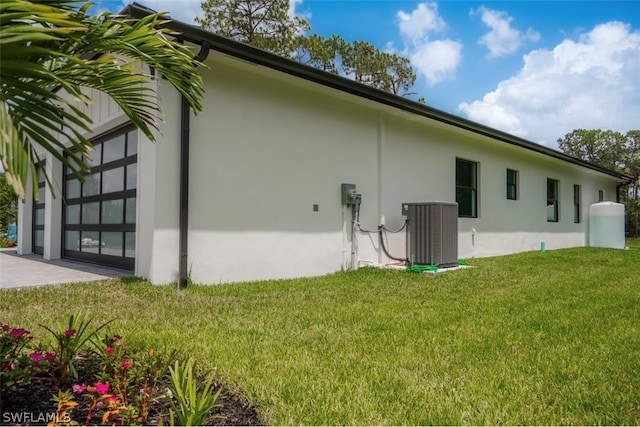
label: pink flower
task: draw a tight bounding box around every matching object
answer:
[113,334,123,341]
[64,329,76,337]
[1,324,10,332]
[10,328,30,339]
[96,401,104,408]
[29,352,44,363]
[72,383,87,394]
[105,346,114,354]
[94,382,109,395]
[119,360,131,370]
[45,352,56,362]
[106,396,118,405]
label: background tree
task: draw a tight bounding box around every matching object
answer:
[1,0,205,200]
[557,129,640,238]
[196,0,309,57]
[340,41,416,96]
[557,129,628,171]
[377,52,416,96]
[624,130,640,237]
[198,0,418,97]
[293,34,342,73]
[0,173,18,239]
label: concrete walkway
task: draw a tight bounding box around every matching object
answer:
[0,249,132,290]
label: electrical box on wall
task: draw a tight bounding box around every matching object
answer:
[341,183,356,205]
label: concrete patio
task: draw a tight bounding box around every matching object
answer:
[0,249,132,290]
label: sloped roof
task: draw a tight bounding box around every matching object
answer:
[124,2,633,183]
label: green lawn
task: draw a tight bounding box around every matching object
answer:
[627,237,640,250]
[2,244,640,425]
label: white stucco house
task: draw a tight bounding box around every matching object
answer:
[16,3,633,285]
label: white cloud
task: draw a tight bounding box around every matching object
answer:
[410,39,463,86]
[398,2,446,42]
[473,6,539,58]
[396,2,463,86]
[458,21,640,148]
[288,0,310,21]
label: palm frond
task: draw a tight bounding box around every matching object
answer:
[0,0,206,199]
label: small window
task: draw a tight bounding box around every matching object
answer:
[598,190,604,202]
[573,184,581,223]
[547,178,559,222]
[506,169,518,200]
[456,158,478,218]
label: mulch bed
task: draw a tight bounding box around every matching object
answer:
[1,360,263,426]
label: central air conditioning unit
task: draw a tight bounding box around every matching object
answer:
[402,202,458,268]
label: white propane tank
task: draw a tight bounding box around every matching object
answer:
[589,202,625,249]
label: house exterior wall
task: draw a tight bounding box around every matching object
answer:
[16,174,33,256]
[381,114,615,259]
[138,76,181,283]
[15,50,621,285]
[147,52,620,284]
[184,57,380,283]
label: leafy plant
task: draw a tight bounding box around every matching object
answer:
[0,324,34,393]
[71,381,118,425]
[167,359,222,426]
[1,315,224,426]
[1,1,205,200]
[0,235,16,248]
[40,313,112,386]
[94,333,178,424]
[50,390,79,426]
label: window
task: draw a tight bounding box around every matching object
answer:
[456,158,478,218]
[33,162,46,255]
[574,184,581,223]
[547,178,559,222]
[63,126,137,269]
[506,169,518,200]
[598,190,604,202]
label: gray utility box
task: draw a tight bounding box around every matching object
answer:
[402,202,458,268]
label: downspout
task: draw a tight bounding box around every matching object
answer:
[616,178,636,239]
[617,177,634,203]
[616,182,625,203]
[179,41,210,290]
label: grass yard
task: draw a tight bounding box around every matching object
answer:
[2,245,640,425]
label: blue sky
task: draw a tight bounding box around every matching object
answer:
[99,0,640,150]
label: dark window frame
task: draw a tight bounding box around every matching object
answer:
[547,178,559,222]
[573,184,581,224]
[32,162,46,255]
[506,169,518,200]
[456,158,478,218]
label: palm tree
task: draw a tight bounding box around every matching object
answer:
[0,0,205,199]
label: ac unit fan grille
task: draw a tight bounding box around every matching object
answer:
[403,202,458,268]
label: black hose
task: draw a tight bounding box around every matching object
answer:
[379,224,409,264]
[381,222,407,233]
